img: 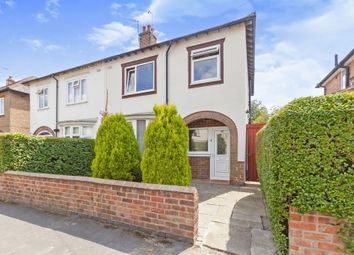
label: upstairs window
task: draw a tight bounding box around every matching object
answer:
[0,97,4,115]
[187,38,224,88]
[37,88,48,109]
[340,69,347,90]
[68,79,86,104]
[122,56,157,98]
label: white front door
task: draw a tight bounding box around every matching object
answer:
[211,129,230,180]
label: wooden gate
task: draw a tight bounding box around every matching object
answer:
[246,124,265,182]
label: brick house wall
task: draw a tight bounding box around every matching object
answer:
[289,206,350,255]
[324,59,354,95]
[0,90,29,134]
[0,171,199,243]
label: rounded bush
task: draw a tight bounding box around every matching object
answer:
[256,93,354,254]
[141,104,191,186]
[91,114,141,181]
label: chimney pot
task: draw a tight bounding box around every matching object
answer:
[334,54,338,67]
[6,75,15,86]
[139,24,157,48]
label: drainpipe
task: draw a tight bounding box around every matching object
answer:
[165,42,172,105]
[51,75,59,137]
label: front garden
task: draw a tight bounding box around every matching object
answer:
[0,104,192,186]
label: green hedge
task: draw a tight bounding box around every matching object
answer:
[0,133,94,176]
[91,114,141,181]
[141,104,191,186]
[256,93,354,254]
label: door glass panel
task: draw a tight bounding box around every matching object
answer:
[217,132,228,155]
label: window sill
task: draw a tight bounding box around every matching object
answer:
[0,113,4,116]
[66,100,88,106]
[122,90,156,99]
[188,153,211,157]
[189,79,223,88]
[38,107,49,111]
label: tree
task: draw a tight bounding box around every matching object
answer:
[251,99,269,123]
[91,114,141,181]
[141,104,191,186]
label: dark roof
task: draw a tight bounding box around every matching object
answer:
[316,48,354,88]
[24,12,256,95]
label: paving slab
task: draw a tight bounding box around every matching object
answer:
[193,183,276,255]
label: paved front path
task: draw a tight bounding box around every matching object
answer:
[193,183,276,255]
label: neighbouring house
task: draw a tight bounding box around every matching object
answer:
[0,76,33,134]
[24,13,256,184]
[316,48,354,94]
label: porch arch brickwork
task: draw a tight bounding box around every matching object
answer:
[184,111,245,184]
[33,126,56,136]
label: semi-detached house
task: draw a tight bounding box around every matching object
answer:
[24,13,256,184]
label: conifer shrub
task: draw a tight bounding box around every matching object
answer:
[256,93,354,254]
[91,114,141,181]
[141,104,191,186]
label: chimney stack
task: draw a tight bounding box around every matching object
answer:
[334,54,338,67]
[139,24,157,48]
[6,76,15,86]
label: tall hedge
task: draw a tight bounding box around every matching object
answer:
[256,93,354,254]
[141,104,191,186]
[91,114,141,181]
[0,133,94,176]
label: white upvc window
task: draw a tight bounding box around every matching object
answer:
[0,97,4,115]
[37,87,49,109]
[67,79,86,104]
[124,61,155,95]
[63,126,92,138]
[191,45,221,84]
[188,128,209,153]
[128,119,150,153]
[340,69,347,90]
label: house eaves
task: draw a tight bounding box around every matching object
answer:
[316,48,354,88]
[23,13,256,95]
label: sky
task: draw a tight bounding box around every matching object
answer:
[0,0,353,109]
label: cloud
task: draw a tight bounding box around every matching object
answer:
[35,0,60,23]
[135,0,252,24]
[110,2,121,16]
[87,22,137,51]
[110,2,137,16]
[21,38,63,52]
[254,0,354,108]
[5,0,15,7]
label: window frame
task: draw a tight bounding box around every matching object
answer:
[62,125,93,138]
[67,78,87,105]
[0,97,4,115]
[37,87,49,110]
[188,127,210,154]
[121,55,158,98]
[187,38,225,88]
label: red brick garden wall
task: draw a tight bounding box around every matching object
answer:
[289,206,349,255]
[0,171,198,243]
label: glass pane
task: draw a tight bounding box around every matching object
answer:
[68,83,74,103]
[65,127,70,136]
[81,79,86,100]
[82,126,92,137]
[137,120,146,152]
[72,127,80,135]
[74,85,80,102]
[193,57,218,81]
[38,95,43,109]
[137,63,153,91]
[0,98,4,114]
[189,129,208,152]
[217,133,228,155]
[126,69,135,93]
